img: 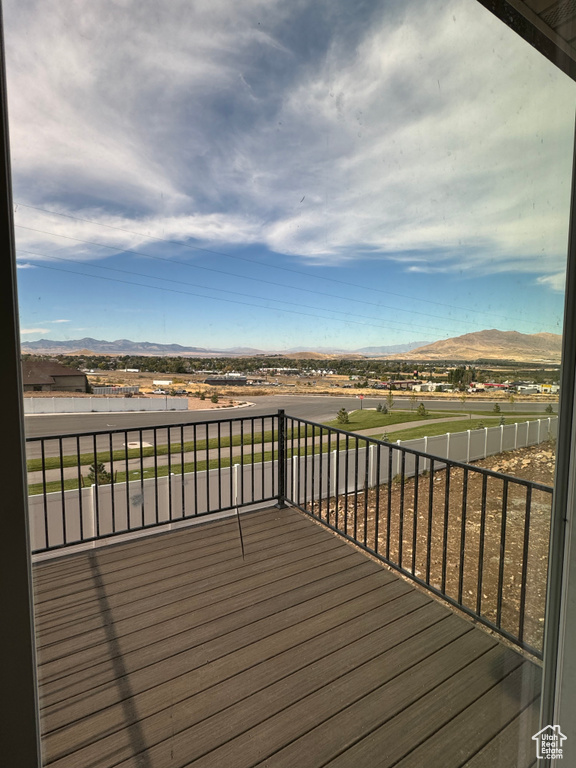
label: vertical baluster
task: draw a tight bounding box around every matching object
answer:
[93,434,100,539]
[399,452,406,567]
[476,474,488,616]
[167,426,173,520]
[374,443,381,553]
[124,431,130,530]
[205,422,210,512]
[109,432,116,533]
[153,427,159,525]
[363,439,369,546]
[318,426,324,520]
[344,434,350,535]
[193,423,198,515]
[180,425,185,517]
[76,436,84,542]
[353,438,359,540]
[386,446,393,560]
[458,468,468,605]
[240,420,245,506]
[139,428,145,527]
[496,479,509,629]
[441,466,451,594]
[217,421,222,510]
[426,459,435,584]
[335,433,341,529]
[412,456,419,574]
[518,485,533,643]
[41,439,49,550]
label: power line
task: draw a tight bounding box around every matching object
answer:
[16,223,530,332]
[15,202,538,326]
[17,248,450,334]
[27,261,449,334]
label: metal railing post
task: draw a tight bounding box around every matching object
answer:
[275,409,288,508]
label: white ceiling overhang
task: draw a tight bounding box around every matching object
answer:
[477,0,576,80]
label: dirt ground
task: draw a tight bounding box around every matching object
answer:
[311,442,555,655]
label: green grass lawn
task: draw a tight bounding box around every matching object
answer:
[27,438,347,496]
[322,409,459,431]
[386,416,540,442]
[26,427,284,473]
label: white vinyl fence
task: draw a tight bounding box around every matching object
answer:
[24,397,188,414]
[30,417,556,553]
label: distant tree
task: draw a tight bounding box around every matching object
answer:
[409,392,417,411]
[492,403,501,413]
[211,392,219,403]
[545,404,554,414]
[199,391,206,401]
[416,403,428,418]
[386,390,394,413]
[86,462,111,486]
[337,408,349,424]
[499,415,506,426]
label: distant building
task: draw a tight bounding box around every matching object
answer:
[204,376,247,386]
[22,360,88,393]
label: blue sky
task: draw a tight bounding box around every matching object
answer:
[6,0,575,351]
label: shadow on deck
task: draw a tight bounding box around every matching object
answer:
[33,507,540,768]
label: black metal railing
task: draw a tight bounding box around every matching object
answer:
[283,414,553,658]
[26,412,281,554]
[26,409,553,656]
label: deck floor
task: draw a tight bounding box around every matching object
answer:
[33,507,540,768]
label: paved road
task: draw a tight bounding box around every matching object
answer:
[24,394,555,438]
[28,413,477,486]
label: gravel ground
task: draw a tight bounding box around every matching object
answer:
[311,442,555,655]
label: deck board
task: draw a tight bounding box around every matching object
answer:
[34,506,542,768]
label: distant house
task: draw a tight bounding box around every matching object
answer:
[22,360,89,393]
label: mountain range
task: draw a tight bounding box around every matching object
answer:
[19,331,562,363]
[19,337,431,357]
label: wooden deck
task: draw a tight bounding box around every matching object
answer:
[33,507,541,768]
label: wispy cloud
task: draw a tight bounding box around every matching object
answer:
[21,328,49,334]
[537,271,566,293]
[5,0,575,287]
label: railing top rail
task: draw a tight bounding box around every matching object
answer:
[25,411,281,443]
[285,413,555,494]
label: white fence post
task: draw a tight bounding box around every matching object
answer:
[424,436,428,471]
[369,444,376,488]
[233,463,239,507]
[396,440,401,478]
[484,427,488,458]
[500,424,504,453]
[467,430,471,463]
[293,455,299,501]
[332,449,338,496]
[88,485,96,547]
[538,418,541,444]
[446,432,451,461]
[514,422,518,450]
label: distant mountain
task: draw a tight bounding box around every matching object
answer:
[355,342,432,355]
[385,330,562,363]
[20,336,430,358]
[21,337,219,356]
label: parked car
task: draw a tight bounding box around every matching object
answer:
[152,389,167,394]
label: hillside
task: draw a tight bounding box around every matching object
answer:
[385,330,562,363]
